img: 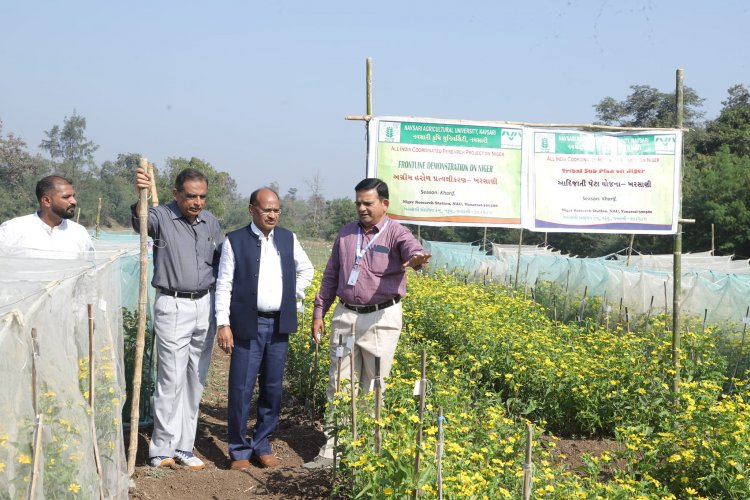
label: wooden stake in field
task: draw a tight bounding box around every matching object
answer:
[332,334,344,484]
[728,306,750,394]
[577,285,588,325]
[374,356,382,454]
[28,327,43,500]
[127,157,151,476]
[95,197,102,239]
[626,234,635,266]
[514,229,524,289]
[436,407,445,500]
[88,304,105,499]
[522,423,534,500]
[350,325,357,443]
[413,349,427,499]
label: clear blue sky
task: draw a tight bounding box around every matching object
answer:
[1,1,747,199]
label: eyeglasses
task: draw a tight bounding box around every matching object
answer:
[252,205,281,215]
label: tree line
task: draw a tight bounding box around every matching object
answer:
[1,82,749,256]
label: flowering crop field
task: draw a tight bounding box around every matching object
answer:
[288,272,750,499]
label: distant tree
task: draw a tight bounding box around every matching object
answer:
[39,112,99,179]
[683,147,750,256]
[92,153,143,226]
[0,121,49,220]
[306,173,326,239]
[593,84,705,128]
[695,83,750,157]
[322,198,357,240]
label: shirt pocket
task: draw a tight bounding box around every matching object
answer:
[198,236,218,266]
[367,250,392,276]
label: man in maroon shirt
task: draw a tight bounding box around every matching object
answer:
[304,177,430,468]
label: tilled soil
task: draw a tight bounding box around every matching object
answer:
[127,349,332,499]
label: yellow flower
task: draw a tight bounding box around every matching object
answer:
[409,415,420,423]
[18,454,32,465]
[0,462,5,471]
[383,487,393,495]
[68,483,81,493]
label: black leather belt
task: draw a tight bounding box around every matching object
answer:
[157,287,210,300]
[257,311,280,318]
[343,296,400,314]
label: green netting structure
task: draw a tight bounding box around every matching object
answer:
[423,240,750,325]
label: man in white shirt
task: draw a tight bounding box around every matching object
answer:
[0,175,94,254]
[215,187,313,470]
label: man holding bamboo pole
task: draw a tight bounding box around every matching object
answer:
[304,177,430,469]
[132,166,223,469]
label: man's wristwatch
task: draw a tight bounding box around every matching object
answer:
[218,324,229,329]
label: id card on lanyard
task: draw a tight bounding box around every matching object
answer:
[348,219,389,286]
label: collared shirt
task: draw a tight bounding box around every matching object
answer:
[131,200,223,292]
[214,222,314,325]
[0,212,95,255]
[313,216,424,319]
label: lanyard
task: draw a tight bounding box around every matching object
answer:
[355,219,389,266]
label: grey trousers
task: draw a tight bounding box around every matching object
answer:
[148,291,215,458]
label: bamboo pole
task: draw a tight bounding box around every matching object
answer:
[95,197,102,239]
[309,340,319,420]
[577,286,588,325]
[350,325,357,443]
[88,304,105,499]
[76,207,81,224]
[413,350,427,499]
[482,227,487,252]
[28,327,42,500]
[626,234,635,266]
[127,157,150,476]
[374,356,382,454]
[147,162,159,206]
[728,306,750,394]
[711,223,715,256]
[522,423,534,500]
[672,68,684,395]
[366,57,372,117]
[514,229,523,289]
[332,334,343,485]
[29,415,43,499]
[436,407,445,500]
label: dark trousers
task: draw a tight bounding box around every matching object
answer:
[227,316,289,459]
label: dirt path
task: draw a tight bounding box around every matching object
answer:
[128,348,332,499]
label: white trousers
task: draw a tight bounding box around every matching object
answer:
[319,301,402,459]
[148,291,215,458]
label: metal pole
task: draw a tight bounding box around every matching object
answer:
[672,68,684,395]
